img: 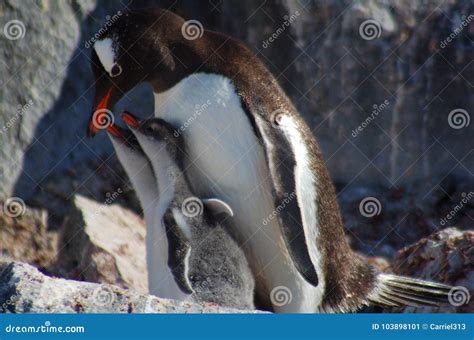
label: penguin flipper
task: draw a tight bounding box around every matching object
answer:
[369,273,454,307]
[163,209,194,295]
[202,198,234,217]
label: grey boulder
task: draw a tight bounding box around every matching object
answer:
[0,261,258,313]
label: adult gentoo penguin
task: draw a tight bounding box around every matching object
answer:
[90,8,453,312]
[107,116,255,309]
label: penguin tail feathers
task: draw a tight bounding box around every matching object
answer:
[368,273,453,308]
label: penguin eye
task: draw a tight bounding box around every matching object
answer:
[145,122,161,134]
[145,125,155,134]
[110,63,122,77]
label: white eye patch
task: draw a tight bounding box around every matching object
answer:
[93,38,116,76]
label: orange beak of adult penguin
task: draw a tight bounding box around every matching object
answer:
[88,87,113,137]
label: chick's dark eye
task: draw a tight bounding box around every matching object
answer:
[110,63,122,77]
[146,126,154,134]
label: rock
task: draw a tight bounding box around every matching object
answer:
[0,0,99,200]
[339,182,473,257]
[388,227,473,313]
[29,155,141,229]
[0,202,58,274]
[57,195,148,294]
[0,0,154,202]
[367,256,391,273]
[0,262,257,313]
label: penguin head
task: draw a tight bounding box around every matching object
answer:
[89,8,193,137]
[106,122,140,151]
[121,111,183,163]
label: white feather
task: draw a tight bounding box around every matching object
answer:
[278,115,325,309]
[93,38,115,76]
[171,208,194,292]
[171,207,192,241]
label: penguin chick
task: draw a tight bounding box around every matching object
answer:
[106,123,189,301]
[117,114,255,310]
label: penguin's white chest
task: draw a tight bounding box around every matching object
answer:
[153,73,322,312]
[154,74,264,200]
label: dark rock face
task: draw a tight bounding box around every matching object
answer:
[28,155,141,229]
[0,0,153,201]
[339,181,474,258]
[1,0,102,200]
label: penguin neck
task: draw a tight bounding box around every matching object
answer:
[150,147,188,207]
[109,140,158,225]
[134,144,190,301]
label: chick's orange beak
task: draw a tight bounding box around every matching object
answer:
[121,111,140,129]
[88,87,113,137]
[106,124,122,138]
[106,122,134,148]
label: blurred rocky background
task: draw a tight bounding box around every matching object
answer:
[0,0,472,312]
